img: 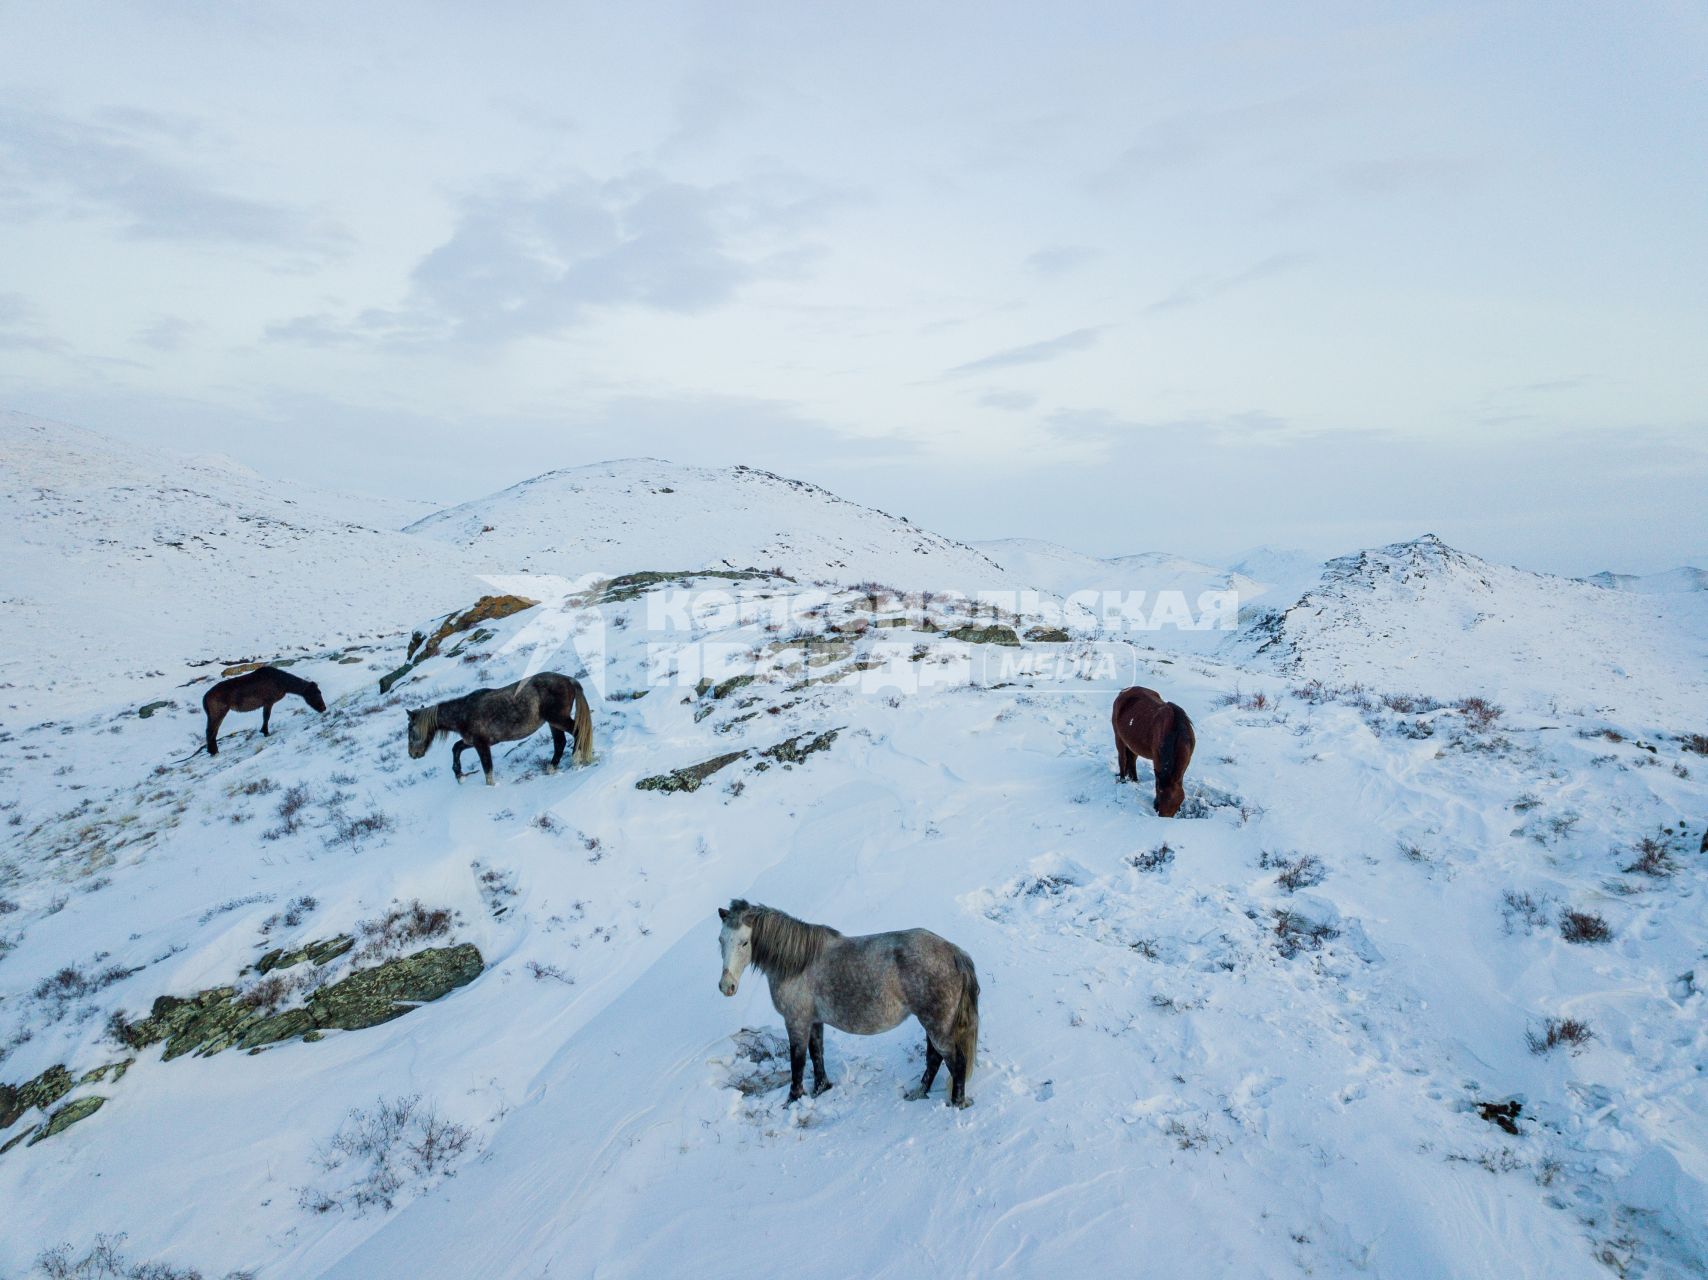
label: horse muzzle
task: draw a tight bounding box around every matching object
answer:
[719,976,738,997]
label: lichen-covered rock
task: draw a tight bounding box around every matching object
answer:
[636,751,748,794]
[1,1126,33,1154]
[409,596,536,662]
[28,1096,104,1145]
[599,568,775,604]
[760,729,840,766]
[255,934,354,974]
[947,624,1020,646]
[1024,626,1072,643]
[237,1007,318,1051]
[308,944,484,1032]
[383,595,537,692]
[119,942,484,1058]
[709,674,757,701]
[119,986,246,1060]
[0,1063,72,1130]
[78,1060,132,1086]
[137,700,173,719]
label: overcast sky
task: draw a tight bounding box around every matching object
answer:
[2,1,1704,573]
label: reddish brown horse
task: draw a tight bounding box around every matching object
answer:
[203,666,326,756]
[1111,686,1196,817]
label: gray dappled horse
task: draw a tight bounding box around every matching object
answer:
[717,899,980,1108]
[406,672,592,785]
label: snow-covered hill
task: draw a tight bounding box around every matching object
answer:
[407,460,1018,593]
[3,421,1706,1280]
[0,411,490,720]
[1246,534,1708,725]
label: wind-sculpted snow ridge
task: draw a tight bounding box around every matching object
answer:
[404,458,1018,592]
[1242,534,1708,726]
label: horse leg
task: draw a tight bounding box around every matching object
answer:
[476,741,496,786]
[908,1041,943,1100]
[785,1018,809,1104]
[451,740,469,781]
[261,701,272,736]
[810,1021,832,1095]
[1116,739,1134,782]
[548,725,566,774]
[205,704,226,757]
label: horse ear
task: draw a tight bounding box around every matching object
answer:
[717,907,729,921]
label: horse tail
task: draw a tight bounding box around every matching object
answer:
[571,679,594,765]
[1157,702,1193,784]
[950,949,980,1082]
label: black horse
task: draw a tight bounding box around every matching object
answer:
[407,672,593,784]
[202,666,326,756]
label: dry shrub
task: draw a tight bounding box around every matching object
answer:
[1527,1018,1593,1054]
[1559,909,1611,945]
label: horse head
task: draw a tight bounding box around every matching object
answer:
[1155,780,1186,818]
[717,899,754,996]
[405,706,434,759]
[304,682,327,713]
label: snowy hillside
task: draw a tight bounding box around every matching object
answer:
[407,460,1018,593]
[0,412,490,720]
[1246,534,1708,726]
[3,424,1707,1280]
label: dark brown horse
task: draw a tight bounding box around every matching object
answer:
[202,666,326,756]
[1111,686,1195,817]
[407,672,593,785]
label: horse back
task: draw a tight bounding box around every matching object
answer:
[204,666,287,713]
[1169,704,1196,766]
[1112,685,1167,757]
[792,929,948,1034]
[518,671,583,722]
[447,672,581,744]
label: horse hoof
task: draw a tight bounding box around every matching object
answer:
[484,777,497,787]
[545,764,558,775]
[785,1090,805,1106]
[904,1086,930,1102]
[950,1096,973,1109]
[813,1079,833,1096]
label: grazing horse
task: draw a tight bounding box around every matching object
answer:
[716,899,981,1108]
[1111,685,1196,817]
[202,667,326,756]
[406,672,592,785]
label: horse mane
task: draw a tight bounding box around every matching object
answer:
[1156,703,1194,786]
[412,702,451,743]
[272,667,317,696]
[739,901,840,980]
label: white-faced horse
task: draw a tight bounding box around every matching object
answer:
[716,899,980,1107]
